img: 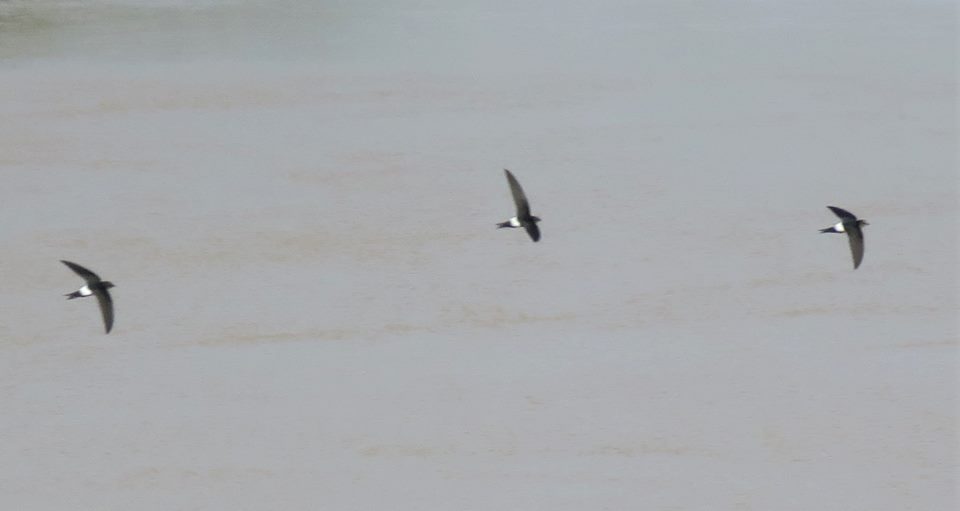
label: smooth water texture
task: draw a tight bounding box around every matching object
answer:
[1,1,957,509]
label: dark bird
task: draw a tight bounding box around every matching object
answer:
[819,206,869,269]
[497,168,541,242]
[61,260,115,333]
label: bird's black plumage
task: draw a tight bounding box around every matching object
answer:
[826,206,857,222]
[505,169,531,219]
[61,260,115,334]
[498,169,541,242]
[820,206,868,269]
[523,222,541,243]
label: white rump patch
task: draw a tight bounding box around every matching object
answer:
[78,285,93,296]
[509,217,522,227]
[833,222,845,232]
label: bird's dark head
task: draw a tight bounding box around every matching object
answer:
[858,220,869,227]
[102,281,116,289]
[531,216,541,223]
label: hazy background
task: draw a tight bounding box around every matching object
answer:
[1,0,956,509]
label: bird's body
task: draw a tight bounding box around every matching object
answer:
[61,260,115,333]
[497,169,541,242]
[823,221,847,233]
[820,206,868,269]
[67,285,94,298]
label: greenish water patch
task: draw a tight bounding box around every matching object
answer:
[0,1,348,63]
[0,2,63,59]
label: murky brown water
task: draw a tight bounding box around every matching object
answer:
[1,1,956,509]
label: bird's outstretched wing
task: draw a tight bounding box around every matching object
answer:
[61,260,102,283]
[827,206,857,221]
[93,288,114,334]
[524,223,541,242]
[847,225,865,269]
[504,169,531,219]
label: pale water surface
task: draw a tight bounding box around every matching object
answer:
[0,0,957,509]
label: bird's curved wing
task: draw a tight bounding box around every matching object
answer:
[847,226,864,269]
[524,222,541,242]
[827,206,857,221]
[504,169,531,218]
[93,288,114,334]
[61,260,101,283]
